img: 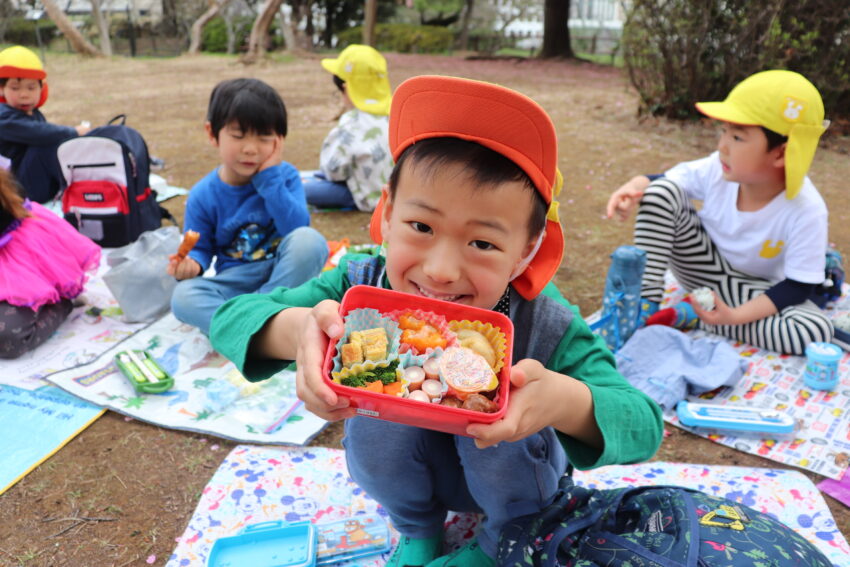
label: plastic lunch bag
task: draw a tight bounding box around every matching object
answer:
[498,473,832,567]
[103,225,180,323]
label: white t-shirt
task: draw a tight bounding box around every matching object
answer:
[319,109,393,212]
[664,151,828,284]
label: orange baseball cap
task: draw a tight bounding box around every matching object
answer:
[369,75,564,300]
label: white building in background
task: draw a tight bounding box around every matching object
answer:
[15,0,164,22]
[497,0,629,51]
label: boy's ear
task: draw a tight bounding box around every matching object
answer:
[771,142,787,170]
[204,122,218,147]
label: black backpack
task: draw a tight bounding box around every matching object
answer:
[57,116,164,247]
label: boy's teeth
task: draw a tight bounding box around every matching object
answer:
[418,286,460,301]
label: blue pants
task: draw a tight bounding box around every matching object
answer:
[14,144,66,203]
[343,417,567,558]
[170,226,327,335]
[301,171,356,210]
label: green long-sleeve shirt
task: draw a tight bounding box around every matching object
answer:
[211,253,663,470]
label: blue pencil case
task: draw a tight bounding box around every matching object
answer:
[207,514,390,567]
[316,514,391,565]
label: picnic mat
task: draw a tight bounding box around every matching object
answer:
[167,445,849,567]
[0,384,104,496]
[1,258,148,391]
[654,277,850,481]
[44,312,328,445]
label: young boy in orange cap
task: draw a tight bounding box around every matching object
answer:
[301,44,393,211]
[607,70,842,355]
[211,76,663,567]
[0,45,91,202]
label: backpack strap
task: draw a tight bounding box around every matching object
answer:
[107,114,127,126]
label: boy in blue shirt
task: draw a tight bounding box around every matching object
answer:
[211,76,662,567]
[168,78,328,335]
[0,45,91,202]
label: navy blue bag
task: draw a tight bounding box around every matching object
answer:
[58,115,163,247]
[498,474,832,567]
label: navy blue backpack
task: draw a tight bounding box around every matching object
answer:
[498,474,832,567]
[58,115,164,247]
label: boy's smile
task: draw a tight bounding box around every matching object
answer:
[208,122,280,186]
[381,160,539,310]
[2,77,41,115]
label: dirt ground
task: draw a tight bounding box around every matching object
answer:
[1,52,848,566]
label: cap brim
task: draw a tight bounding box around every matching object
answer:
[695,101,759,126]
[321,58,341,77]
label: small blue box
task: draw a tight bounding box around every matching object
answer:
[208,521,317,567]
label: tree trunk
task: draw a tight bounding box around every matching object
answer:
[90,0,112,56]
[457,0,474,51]
[41,0,102,56]
[540,0,573,59]
[224,9,236,54]
[244,0,285,62]
[189,0,232,54]
[362,0,377,47]
[278,4,294,51]
[288,0,313,51]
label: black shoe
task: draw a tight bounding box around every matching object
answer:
[832,327,850,351]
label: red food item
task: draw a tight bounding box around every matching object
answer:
[461,393,499,413]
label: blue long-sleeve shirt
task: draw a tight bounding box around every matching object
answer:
[0,104,77,165]
[183,163,312,274]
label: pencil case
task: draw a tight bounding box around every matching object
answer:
[114,349,174,394]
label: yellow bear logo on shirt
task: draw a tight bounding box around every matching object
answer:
[760,240,784,258]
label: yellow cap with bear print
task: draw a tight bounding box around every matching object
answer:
[696,70,827,199]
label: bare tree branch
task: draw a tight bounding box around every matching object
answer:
[42,0,102,57]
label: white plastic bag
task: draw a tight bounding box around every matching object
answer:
[103,226,180,323]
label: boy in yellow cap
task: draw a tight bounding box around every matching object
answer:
[0,45,91,202]
[211,75,662,567]
[301,44,393,211]
[607,70,837,355]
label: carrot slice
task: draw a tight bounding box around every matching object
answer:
[383,381,403,397]
[361,380,384,393]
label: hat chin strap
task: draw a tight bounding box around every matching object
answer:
[510,230,545,281]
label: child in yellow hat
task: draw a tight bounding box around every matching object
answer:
[607,70,838,355]
[0,45,91,202]
[211,75,663,567]
[301,44,393,211]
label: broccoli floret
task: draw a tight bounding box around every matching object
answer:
[339,359,399,387]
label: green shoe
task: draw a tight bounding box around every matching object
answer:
[424,539,495,567]
[386,533,443,567]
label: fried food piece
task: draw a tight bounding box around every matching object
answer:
[173,230,200,261]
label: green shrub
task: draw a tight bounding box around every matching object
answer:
[623,1,850,124]
[337,23,452,54]
[2,18,58,47]
[202,16,283,53]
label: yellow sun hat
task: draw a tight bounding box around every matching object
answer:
[0,45,49,107]
[321,44,391,116]
[695,70,828,199]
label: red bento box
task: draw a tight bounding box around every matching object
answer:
[321,285,514,436]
